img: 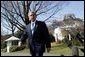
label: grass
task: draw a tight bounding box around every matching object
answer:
[49,42,84,56]
[2,42,84,56]
[48,42,71,56]
[17,42,84,56]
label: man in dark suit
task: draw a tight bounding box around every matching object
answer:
[19,11,51,56]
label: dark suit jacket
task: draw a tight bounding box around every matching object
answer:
[20,20,51,52]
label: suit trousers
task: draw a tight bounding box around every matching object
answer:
[28,39,44,56]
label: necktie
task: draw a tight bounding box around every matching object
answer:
[31,22,35,35]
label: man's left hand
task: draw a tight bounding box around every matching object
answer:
[47,48,51,53]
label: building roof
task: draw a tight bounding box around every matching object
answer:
[5,36,20,41]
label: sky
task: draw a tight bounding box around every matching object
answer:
[51,1,84,21]
[1,1,84,35]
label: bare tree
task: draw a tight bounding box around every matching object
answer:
[1,1,69,35]
[64,13,76,20]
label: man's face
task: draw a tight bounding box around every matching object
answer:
[28,12,36,22]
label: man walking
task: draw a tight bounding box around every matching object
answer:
[20,11,51,56]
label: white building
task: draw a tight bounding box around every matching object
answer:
[53,27,71,42]
[5,36,20,53]
[54,27,63,42]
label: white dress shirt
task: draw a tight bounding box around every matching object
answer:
[31,20,36,35]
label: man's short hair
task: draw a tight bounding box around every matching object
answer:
[28,11,36,16]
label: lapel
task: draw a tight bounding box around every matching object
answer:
[32,21,38,36]
[28,23,32,38]
[28,20,38,38]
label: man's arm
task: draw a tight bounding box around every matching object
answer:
[43,22,51,49]
[20,28,28,44]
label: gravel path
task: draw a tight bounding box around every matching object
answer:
[1,52,60,56]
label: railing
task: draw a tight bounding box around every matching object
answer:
[63,33,84,56]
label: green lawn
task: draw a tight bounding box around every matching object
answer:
[2,42,83,56]
[49,42,84,56]
[15,42,84,56]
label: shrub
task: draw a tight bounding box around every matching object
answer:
[1,42,6,49]
[10,45,26,52]
[72,38,82,46]
[50,34,55,42]
[1,45,26,52]
[1,47,7,52]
